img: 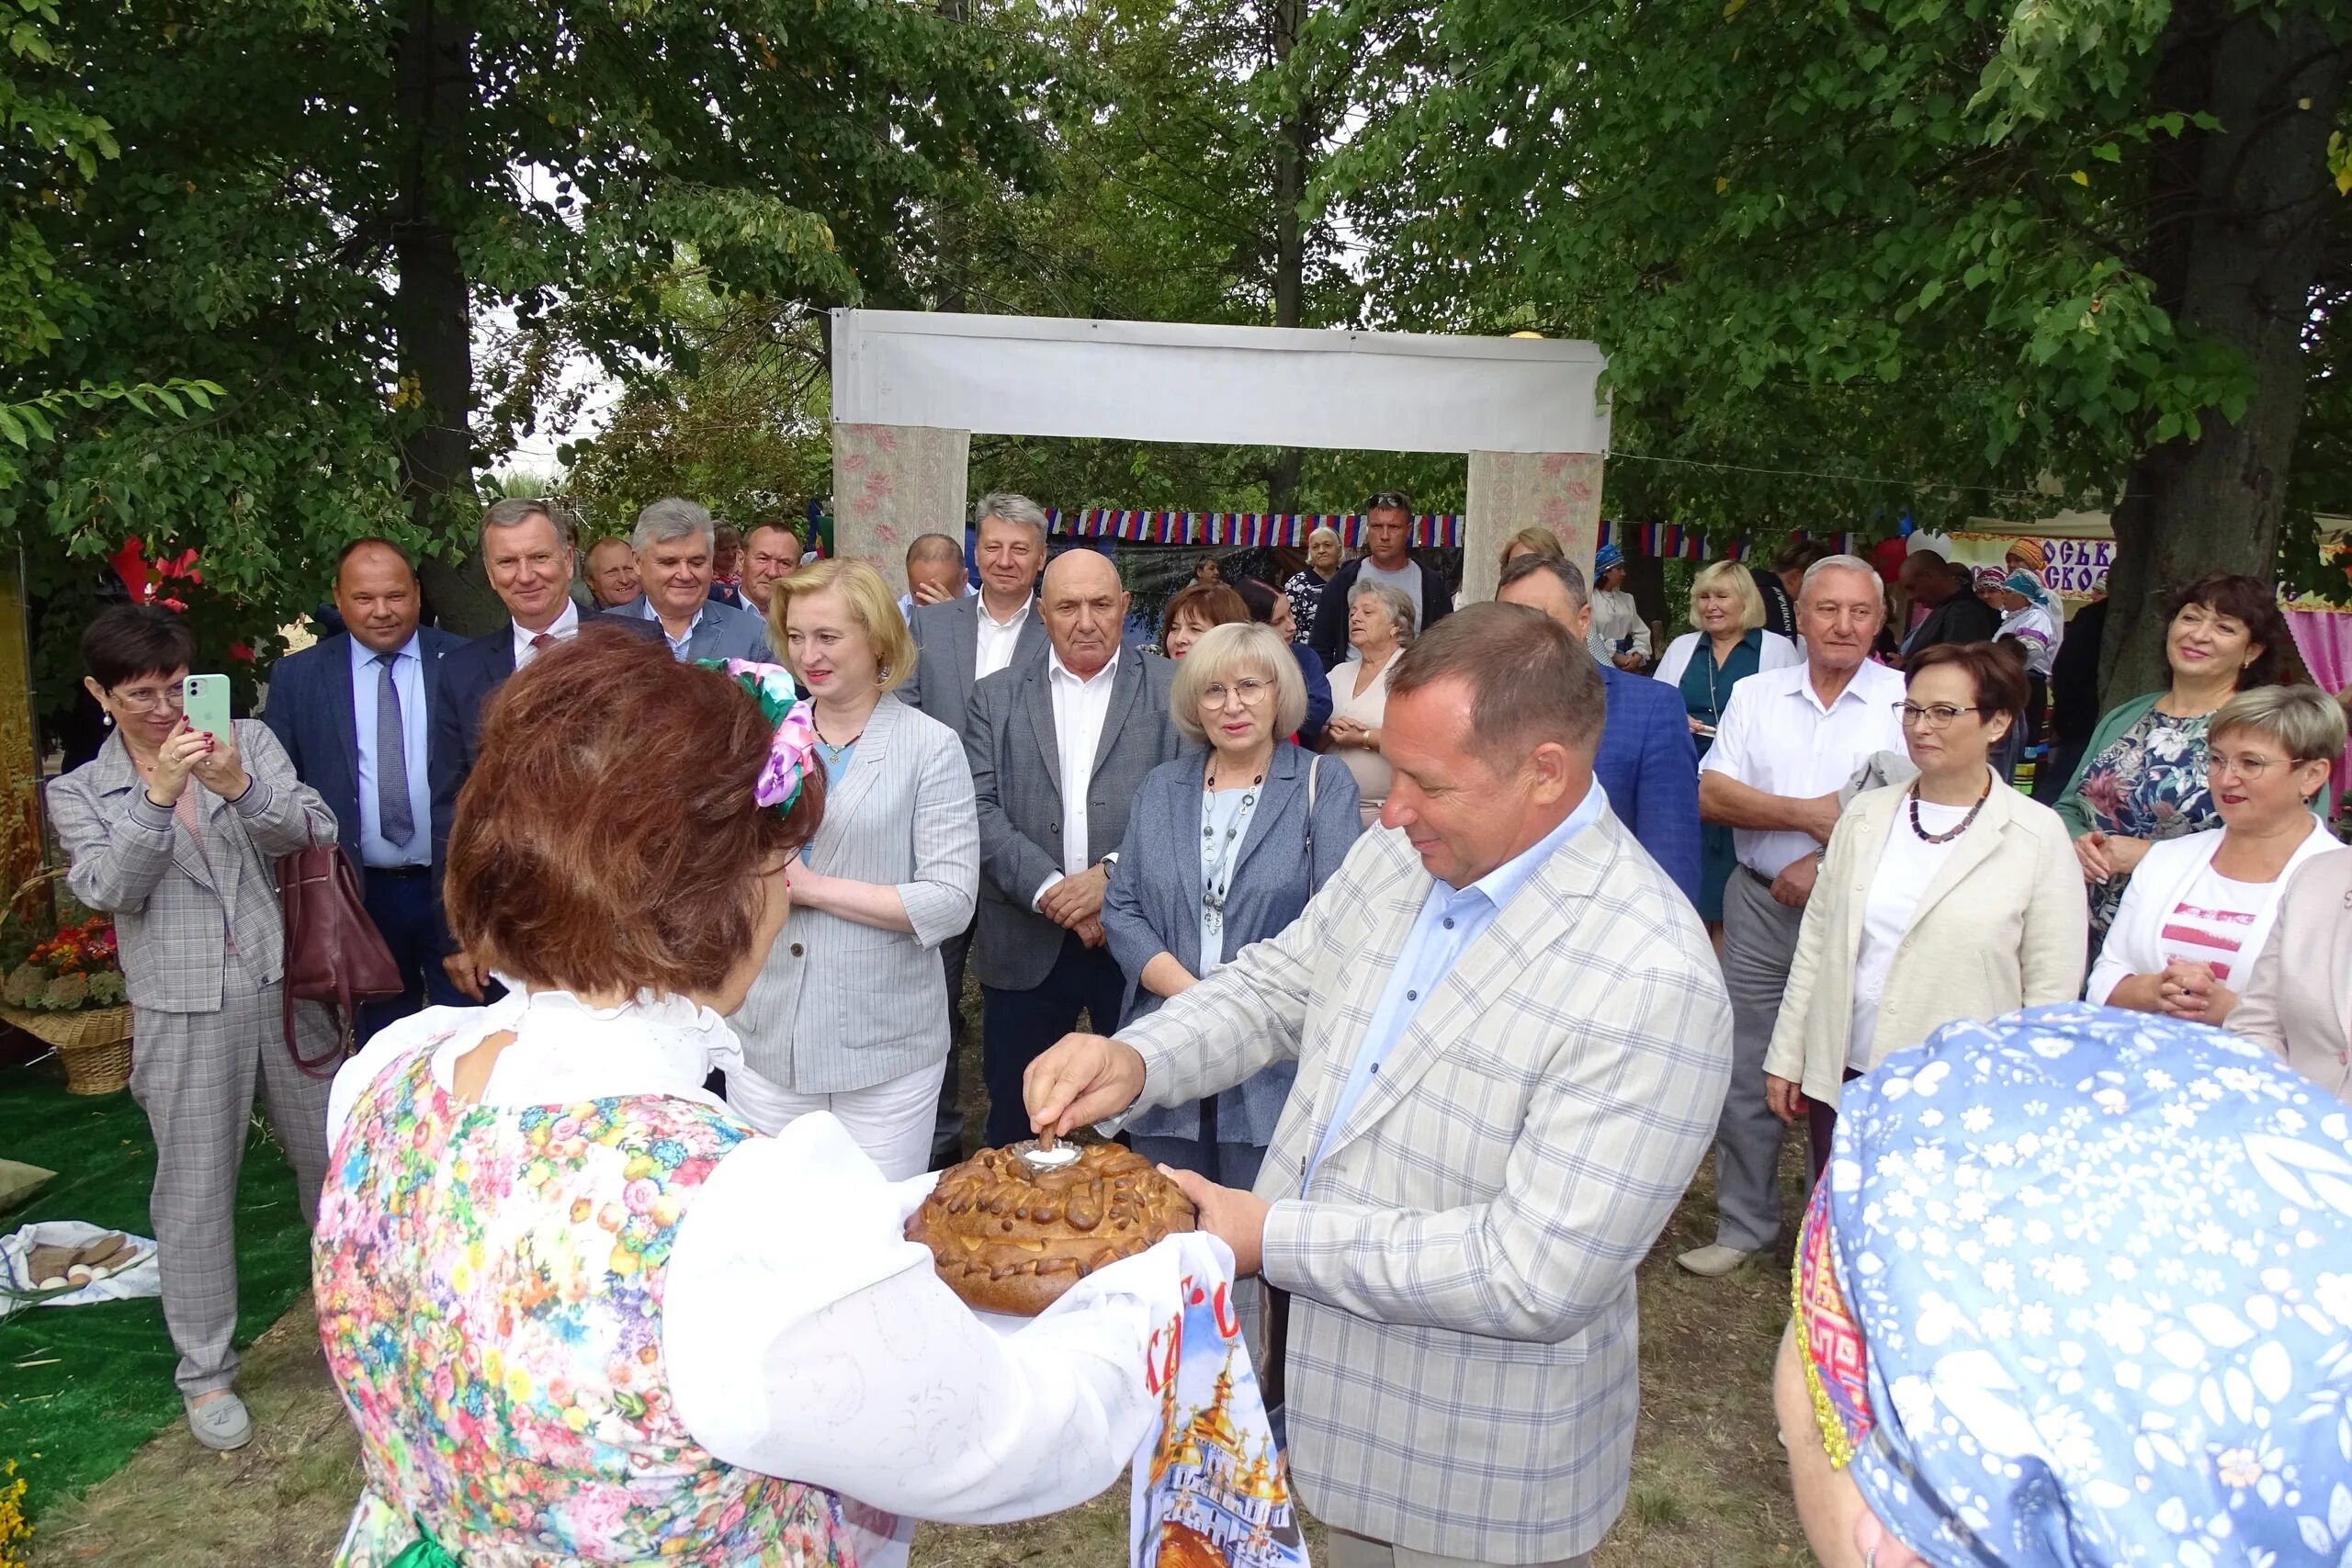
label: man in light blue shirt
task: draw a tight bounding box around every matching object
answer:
[621,497,773,662]
[263,539,462,1041]
[1024,604,1732,1567]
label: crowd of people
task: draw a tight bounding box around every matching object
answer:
[37,481,2352,1566]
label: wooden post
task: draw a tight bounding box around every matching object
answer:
[1462,451,1607,604]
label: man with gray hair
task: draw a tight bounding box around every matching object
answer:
[1679,553,1907,1277]
[622,497,772,662]
[908,492,1051,1167]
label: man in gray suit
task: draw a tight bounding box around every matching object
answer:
[1028,604,1733,1568]
[908,492,1049,1164]
[621,497,773,661]
[967,547,1179,1146]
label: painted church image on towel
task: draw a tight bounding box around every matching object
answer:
[1142,1341,1305,1568]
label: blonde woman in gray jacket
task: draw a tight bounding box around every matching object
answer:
[726,560,978,1178]
[1763,642,2086,1177]
[47,604,340,1452]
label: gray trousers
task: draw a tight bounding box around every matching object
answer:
[129,954,334,1398]
[1328,1529,1589,1568]
[1711,867,1807,1253]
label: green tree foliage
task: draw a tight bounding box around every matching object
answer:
[1329,0,2352,691]
[4,0,1061,712]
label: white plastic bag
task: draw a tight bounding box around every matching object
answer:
[0,1219,160,1318]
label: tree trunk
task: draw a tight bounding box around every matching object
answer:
[390,0,499,633]
[1266,0,1309,512]
[2103,6,2349,698]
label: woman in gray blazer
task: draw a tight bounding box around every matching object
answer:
[1102,621,1361,1187]
[727,561,978,1179]
[46,605,340,1453]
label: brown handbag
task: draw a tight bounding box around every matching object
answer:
[277,829,403,1078]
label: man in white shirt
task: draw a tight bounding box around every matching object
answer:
[1679,554,1906,1277]
[966,547,1179,1146]
[908,493,1054,1165]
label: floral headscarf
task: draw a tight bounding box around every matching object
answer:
[2001,569,2052,609]
[1795,1003,2352,1566]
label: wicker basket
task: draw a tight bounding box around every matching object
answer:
[0,1003,135,1095]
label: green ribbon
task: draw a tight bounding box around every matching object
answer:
[385,1517,460,1568]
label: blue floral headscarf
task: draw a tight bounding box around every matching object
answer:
[1795,1004,2352,1566]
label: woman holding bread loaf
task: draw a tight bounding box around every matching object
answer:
[1102,621,1363,1188]
[311,634,1195,1568]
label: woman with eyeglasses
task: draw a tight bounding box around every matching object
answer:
[1100,622,1362,1185]
[45,604,341,1451]
[1763,642,2086,1175]
[2087,683,2346,1029]
[2053,572,2297,950]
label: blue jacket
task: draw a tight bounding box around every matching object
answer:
[1596,664,1703,906]
[1293,642,1331,748]
[263,626,463,893]
[1101,742,1363,1145]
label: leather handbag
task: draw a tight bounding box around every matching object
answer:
[277,830,403,1078]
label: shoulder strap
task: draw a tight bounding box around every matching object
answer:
[1304,752,1318,862]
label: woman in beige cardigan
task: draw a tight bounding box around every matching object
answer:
[1764,642,2087,1175]
[2233,851,2352,1103]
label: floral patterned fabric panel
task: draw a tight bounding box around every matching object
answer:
[313,1039,856,1567]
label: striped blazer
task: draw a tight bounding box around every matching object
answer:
[1118,807,1732,1562]
[46,722,339,1012]
[729,695,978,1094]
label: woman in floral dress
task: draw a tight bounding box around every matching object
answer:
[313,633,1183,1568]
[2052,573,2291,949]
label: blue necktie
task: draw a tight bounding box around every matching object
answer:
[375,652,415,847]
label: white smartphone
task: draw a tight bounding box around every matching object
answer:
[181,673,232,740]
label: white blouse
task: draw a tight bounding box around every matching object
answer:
[327,985,1198,1568]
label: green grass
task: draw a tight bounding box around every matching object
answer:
[0,1061,315,1521]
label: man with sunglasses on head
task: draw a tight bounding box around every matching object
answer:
[1306,490,1456,671]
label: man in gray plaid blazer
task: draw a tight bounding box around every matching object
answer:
[1029,604,1733,1568]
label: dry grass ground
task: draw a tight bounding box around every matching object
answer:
[28,995,1816,1567]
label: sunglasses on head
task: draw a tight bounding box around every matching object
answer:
[1365,491,1411,512]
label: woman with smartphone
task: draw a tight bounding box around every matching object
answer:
[45,604,340,1453]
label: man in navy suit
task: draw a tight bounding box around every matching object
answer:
[1498,553,1703,904]
[428,498,662,1001]
[264,539,464,1040]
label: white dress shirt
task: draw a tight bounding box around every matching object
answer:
[509,599,582,670]
[975,595,1035,682]
[1700,658,1908,877]
[1033,645,1121,907]
[326,985,1198,1568]
[346,631,431,868]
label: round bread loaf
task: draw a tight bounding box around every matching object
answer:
[908,1142,1196,1315]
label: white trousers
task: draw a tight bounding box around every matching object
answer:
[724,1058,949,1181]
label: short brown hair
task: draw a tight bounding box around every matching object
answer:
[2166,573,2289,690]
[447,630,825,997]
[1162,583,1248,640]
[768,558,918,694]
[1906,640,2030,724]
[1388,602,1604,759]
[479,495,569,552]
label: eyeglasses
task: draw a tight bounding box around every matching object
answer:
[1198,678,1273,708]
[2208,750,2309,781]
[1364,491,1411,512]
[109,683,186,713]
[1894,702,1982,729]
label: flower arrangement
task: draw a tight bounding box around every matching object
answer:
[0,1459,27,1568]
[1,889,127,1014]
